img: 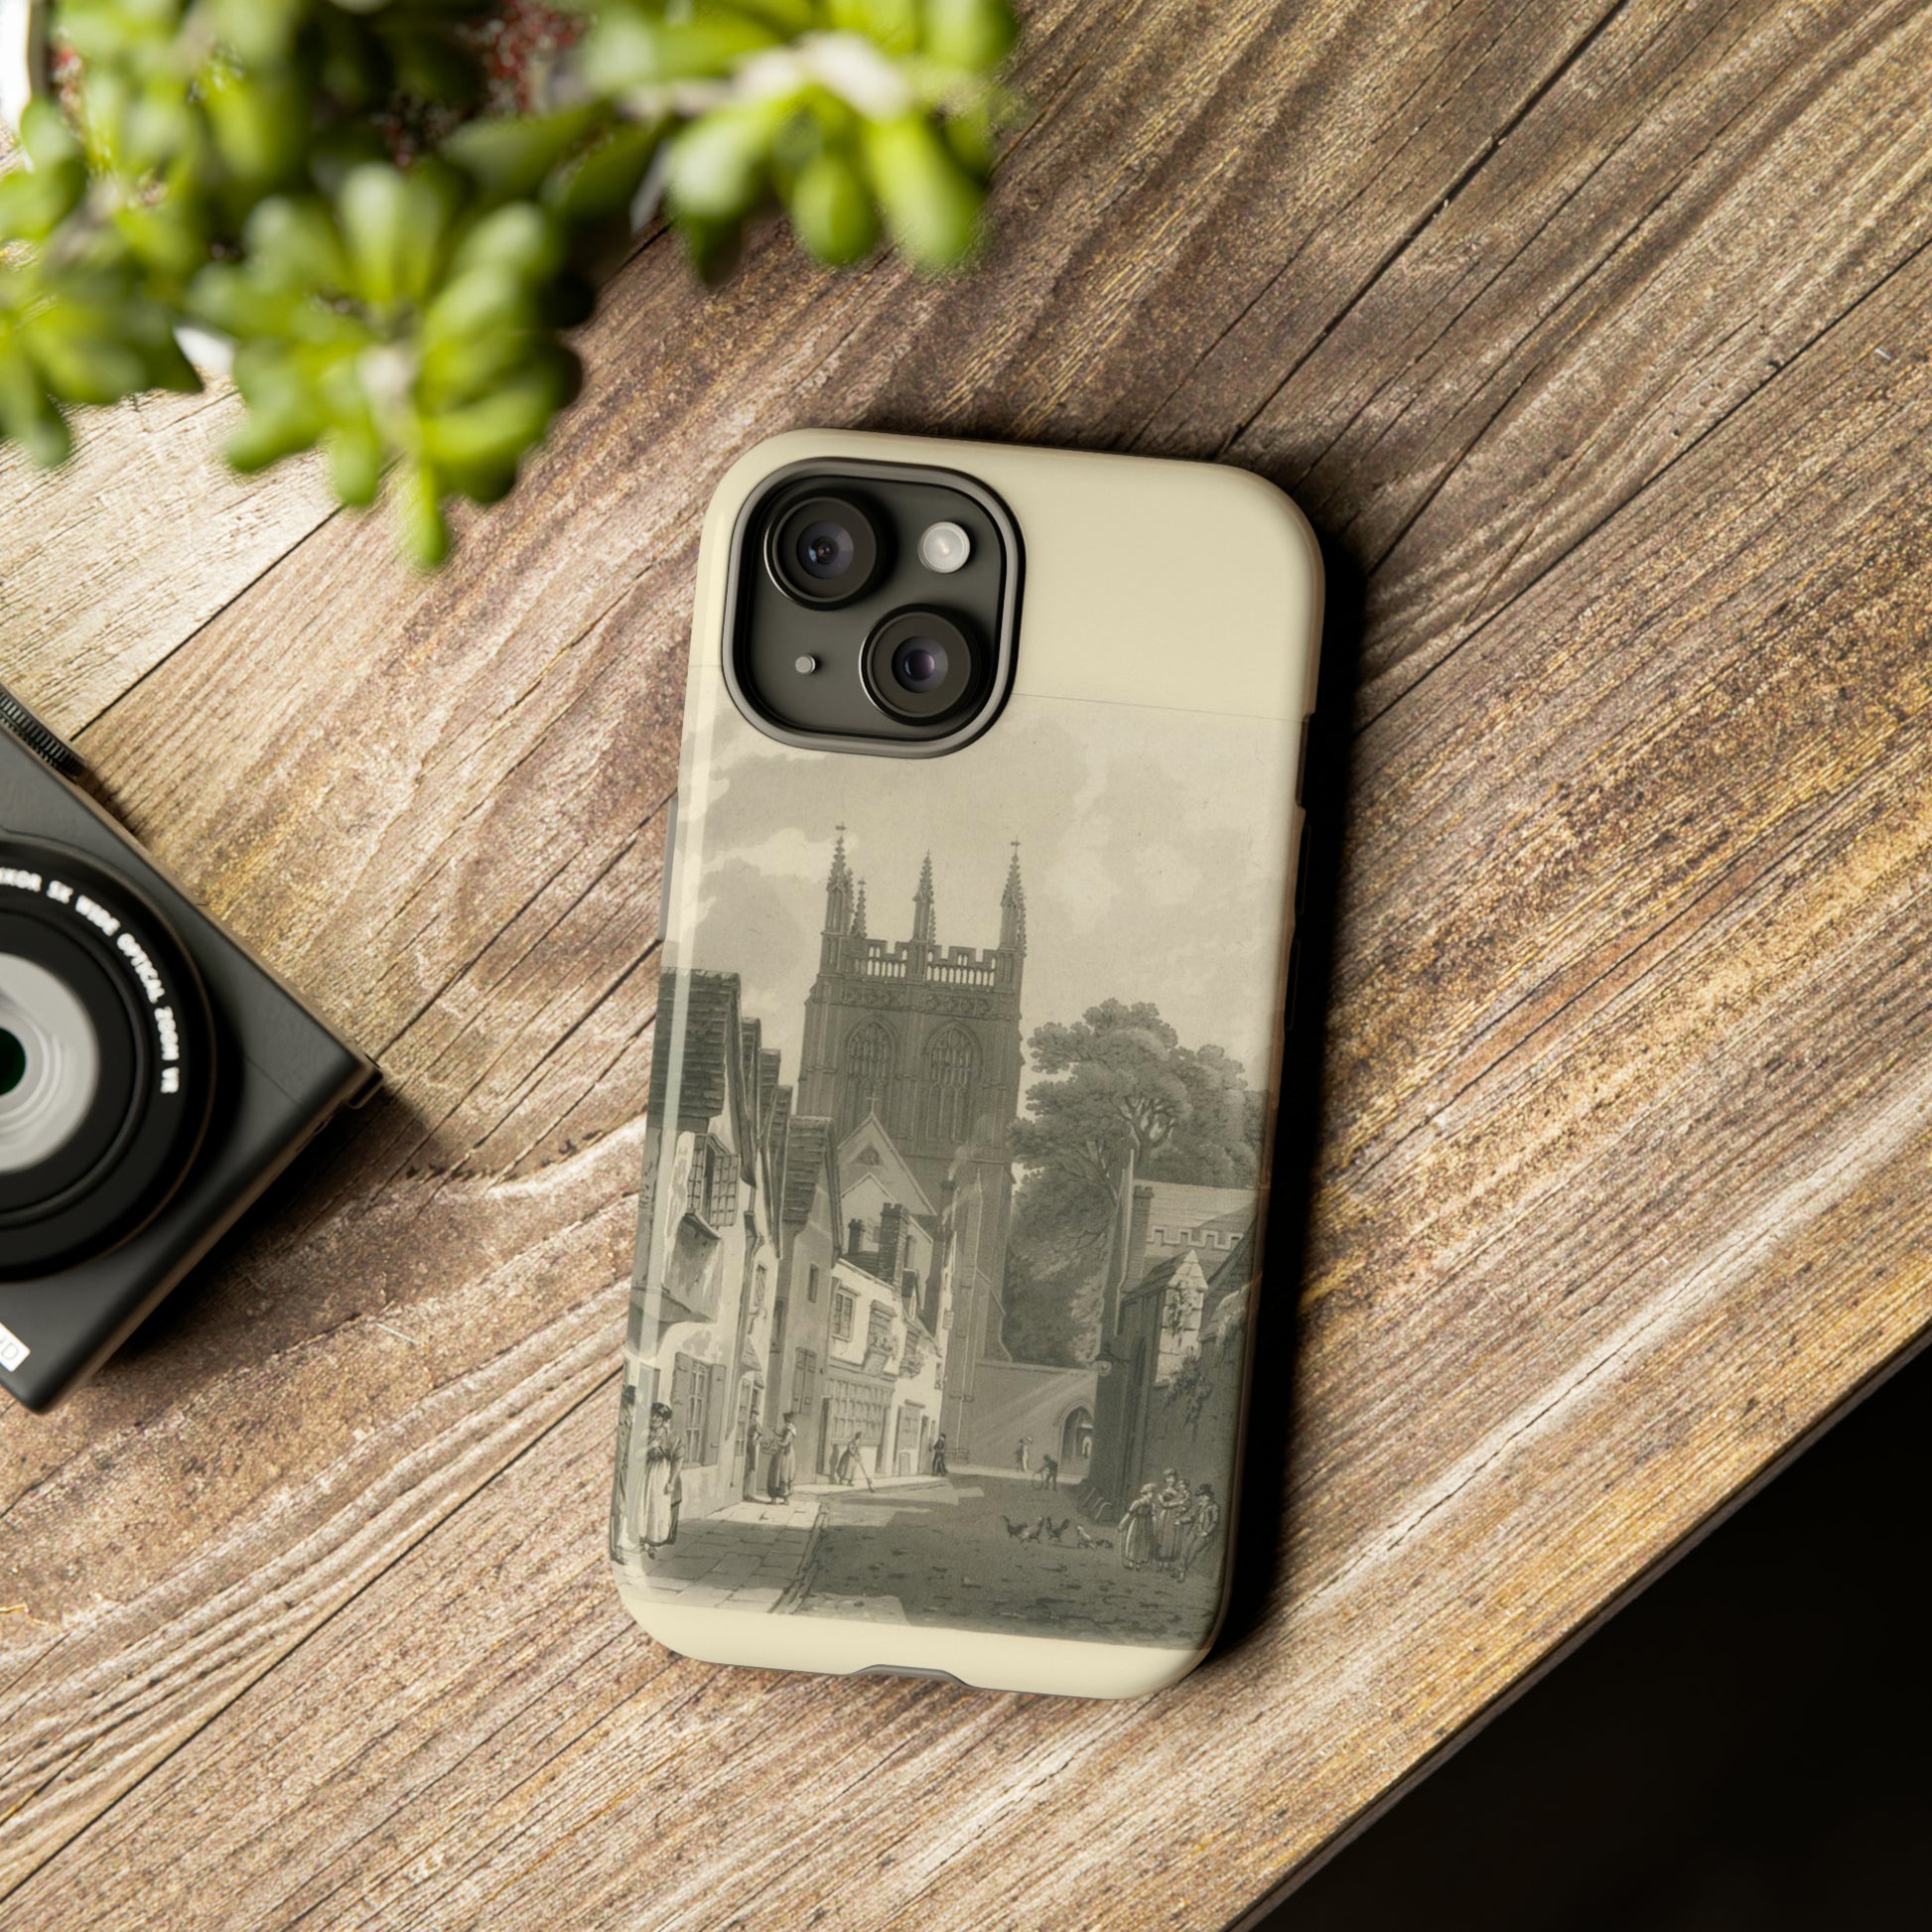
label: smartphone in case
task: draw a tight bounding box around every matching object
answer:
[610,430,1320,1698]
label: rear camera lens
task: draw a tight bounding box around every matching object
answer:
[768,492,883,606]
[893,640,949,693]
[862,611,980,728]
[796,521,856,581]
[0,954,102,1175]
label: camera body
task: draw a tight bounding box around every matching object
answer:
[0,688,377,1411]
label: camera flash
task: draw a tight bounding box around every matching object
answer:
[794,654,818,675]
[917,521,971,574]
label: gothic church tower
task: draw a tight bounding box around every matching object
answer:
[798,837,1028,1390]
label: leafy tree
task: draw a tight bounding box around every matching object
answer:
[1002,1001,1261,1366]
[1,0,1020,563]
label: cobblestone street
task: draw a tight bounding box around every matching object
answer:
[806,1473,1221,1641]
[639,1472,1221,1641]
[639,1496,821,1612]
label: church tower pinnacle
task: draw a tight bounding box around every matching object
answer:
[823,826,854,936]
[852,878,868,938]
[1000,843,1027,957]
[911,853,937,947]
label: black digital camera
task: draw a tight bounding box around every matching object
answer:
[0,681,378,1411]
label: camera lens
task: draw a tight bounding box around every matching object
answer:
[0,838,214,1280]
[796,521,856,581]
[893,639,950,693]
[768,493,883,606]
[862,611,981,728]
[0,955,102,1175]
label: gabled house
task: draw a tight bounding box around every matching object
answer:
[619,969,783,1532]
[765,1111,843,1476]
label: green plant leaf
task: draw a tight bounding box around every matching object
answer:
[785,146,878,264]
[861,111,982,270]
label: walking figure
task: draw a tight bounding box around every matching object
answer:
[1035,1453,1060,1491]
[1014,1436,1032,1475]
[929,1433,948,1476]
[834,1433,864,1486]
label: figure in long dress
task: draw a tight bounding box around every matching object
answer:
[1179,1482,1222,1582]
[1153,1467,1188,1568]
[835,1433,863,1486]
[742,1416,766,1502]
[929,1433,948,1476]
[1118,1483,1158,1570]
[639,1402,684,1557]
[766,1412,799,1501]
[1014,1436,1031,1474]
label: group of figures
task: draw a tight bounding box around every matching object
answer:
[743,1413,801,1503]
[634,1405,821,1561]
[1118,1468,1222,1582]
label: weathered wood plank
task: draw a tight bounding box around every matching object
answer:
[0,386,337,732]
[3,0,1931,1924]
[1147,0,1932,722]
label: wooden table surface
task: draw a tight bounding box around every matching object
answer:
[6,3,1932,1927]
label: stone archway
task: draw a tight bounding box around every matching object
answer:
[1059,1404,1094,1469]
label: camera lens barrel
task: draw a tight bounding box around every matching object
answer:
[0,838,214,1280]
[766,494,884,607]
[861,611,983,728]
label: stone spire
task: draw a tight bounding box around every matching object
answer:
[853,877,869,938]
[911,852,937,946]
[823,826,853,935]
[1000,843,1027,956]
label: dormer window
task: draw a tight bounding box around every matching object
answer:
[685,1135,738,1227]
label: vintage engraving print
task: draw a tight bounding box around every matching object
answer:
[612,694,1292,1647]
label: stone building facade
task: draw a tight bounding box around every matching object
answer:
[796,835,1030,1460]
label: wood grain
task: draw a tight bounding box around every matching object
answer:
[0,382,338,729]
[5,1,1932,1926]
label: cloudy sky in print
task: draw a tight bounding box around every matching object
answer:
[672,691,1298,1090]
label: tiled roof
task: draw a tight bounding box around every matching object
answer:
[647,969,743,1128]
[765,1083,793,1202]
[1208,1223,1256,1298]
[1125,1251,1194,1302]
[780,1115,838,1227]
[759,1047,783,1137]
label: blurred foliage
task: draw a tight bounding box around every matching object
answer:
[0,0,1018,564]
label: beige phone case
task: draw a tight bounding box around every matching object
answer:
[611,430,1321,1698]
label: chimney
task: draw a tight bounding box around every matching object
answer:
[878,1202,904,1283]
[848,1217,865,1254]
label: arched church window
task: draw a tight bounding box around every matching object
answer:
[920,1029,978,1145]
[842,1024,895,1124]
